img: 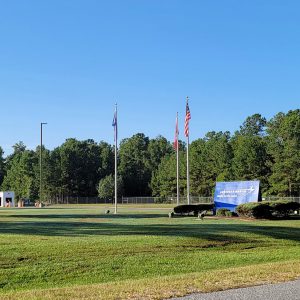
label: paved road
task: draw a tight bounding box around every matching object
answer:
[171,279,300,300]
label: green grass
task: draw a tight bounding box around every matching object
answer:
[0,205,299,299]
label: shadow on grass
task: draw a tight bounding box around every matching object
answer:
[2,213,168,219]
[0,216,299,244]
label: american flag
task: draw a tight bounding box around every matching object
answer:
[173,113,179,150]
[112,110,117,142]
[184,99,191,137]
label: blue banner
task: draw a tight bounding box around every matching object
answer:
[214,181,260,211]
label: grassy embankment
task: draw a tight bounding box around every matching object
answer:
[0,205,299,299]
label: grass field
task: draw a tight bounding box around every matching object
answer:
[0,205,299,299]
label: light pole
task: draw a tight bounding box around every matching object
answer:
[40,122,47,203]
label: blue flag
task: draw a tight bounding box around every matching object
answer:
[112,111,117,142]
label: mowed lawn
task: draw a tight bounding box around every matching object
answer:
[0,205,299,300]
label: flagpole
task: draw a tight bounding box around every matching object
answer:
[176,112,180,206]
[187,135,190,205]
[186,97,190,205]
[114,103,118,214]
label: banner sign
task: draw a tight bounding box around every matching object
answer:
[214,181,260,211]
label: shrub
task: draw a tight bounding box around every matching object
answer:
[168,212,174,218]
[174,204,214,215]
[174,205,193,214]
[198,210,207,219]
[196,203,214,212]
[216,208,231,217]
[266,201,300,217]
[236,202,272,219]
[225,210,238,217]
[216,209,238,217]
[236,201,300,219]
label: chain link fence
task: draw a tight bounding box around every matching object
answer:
[46,196,214,205]
[263,196,300,203]
[46,195,300,205]
[47,196,109,205]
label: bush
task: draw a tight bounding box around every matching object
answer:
[216,209,238,217]
[168,212,174,218]
[236,202,272,219]
[195,204,214,213]
[198,210,207,219]
[173,205,192,214]
[232,201,299,219]
[174,204,214,215]
[216,208,231,217]
[225,211,238,217]
[266,201,300,217]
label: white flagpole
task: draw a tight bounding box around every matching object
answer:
[176,112,180,206]
[187,135,190,205]
[114,103,118,214]
[186,97,190,205]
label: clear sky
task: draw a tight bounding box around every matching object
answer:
[0,0,299,155]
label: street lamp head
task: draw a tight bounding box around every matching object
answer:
[41,122,47,125]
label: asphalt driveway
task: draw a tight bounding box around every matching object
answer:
[171,279,300,300]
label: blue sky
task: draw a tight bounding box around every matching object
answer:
[0,1,299,155]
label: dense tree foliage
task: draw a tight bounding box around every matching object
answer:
[97,175,124,201]
[190,131,233,196]
[239,113,267,136]
[267,110,300,196]
[118,133,151,196]
[151,151,186,198]
[231,135,270,192]
[0,147,5,186]
[2,145,38,200]
[231,115,271,194]
[118,134,172,196]
[0,110,299,200]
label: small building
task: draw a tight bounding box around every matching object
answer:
[0,191,15,207]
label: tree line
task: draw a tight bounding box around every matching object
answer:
[0,109,299,201]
